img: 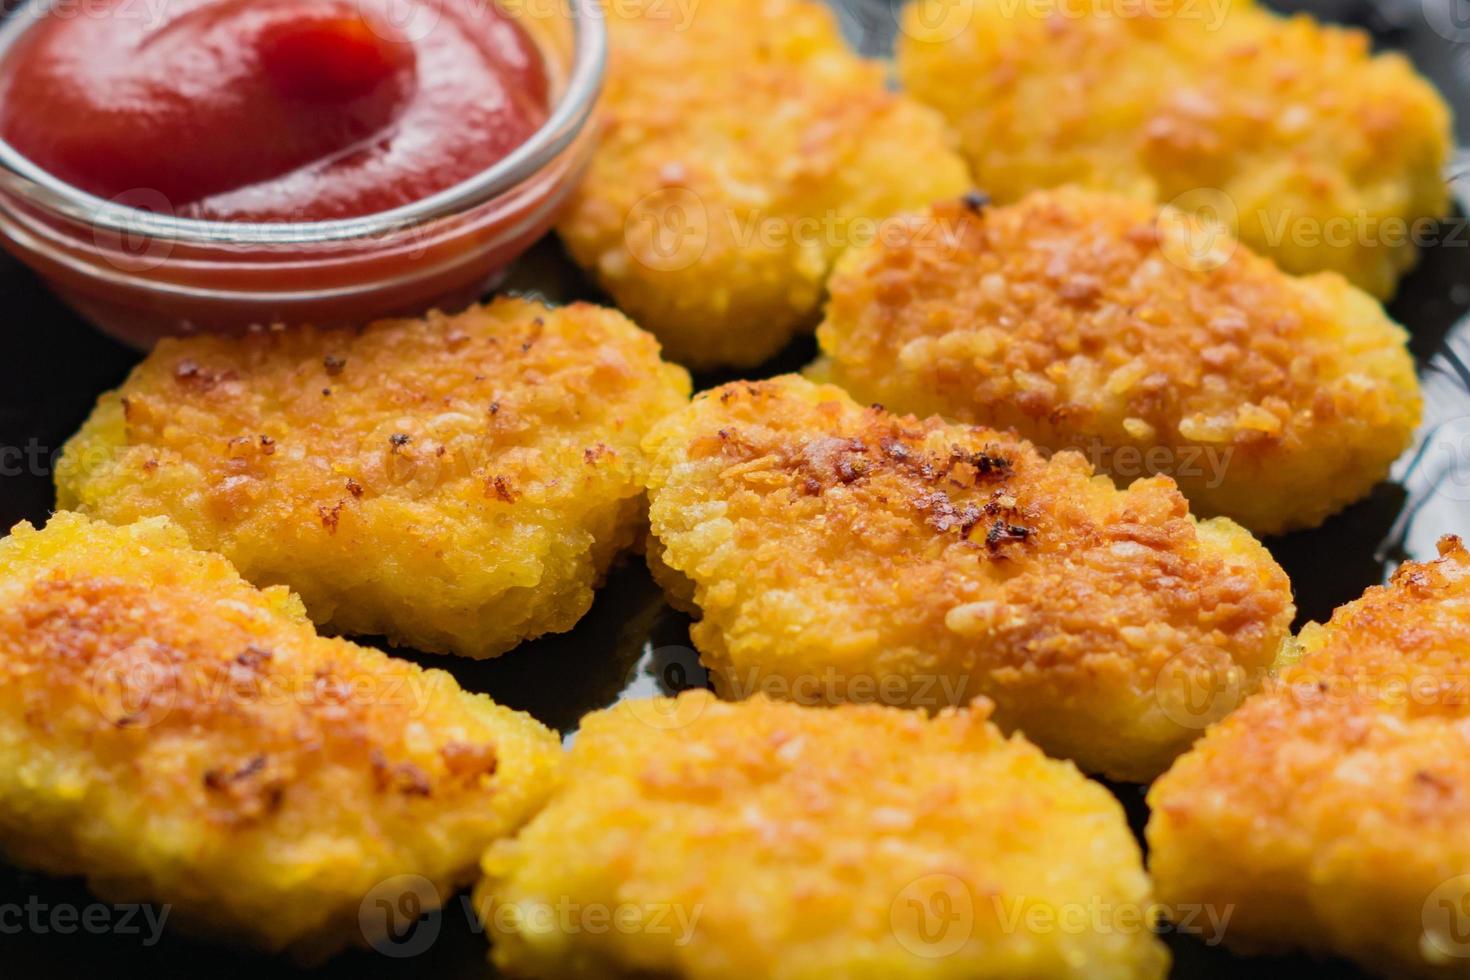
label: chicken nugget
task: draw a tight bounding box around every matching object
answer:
[0,511,561,958]
[557,0,970,370]
[813,189,1421,535]
[897,0,1452,298]
[1147,536,1470,978]
[55,298,691,658]
[642,375,1293,781]
[474,691,1169,979]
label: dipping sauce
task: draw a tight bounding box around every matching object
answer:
[0,0,550,221]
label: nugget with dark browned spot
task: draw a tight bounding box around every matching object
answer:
[643,375,1294,781]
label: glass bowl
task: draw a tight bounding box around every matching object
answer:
[0,0,607,347]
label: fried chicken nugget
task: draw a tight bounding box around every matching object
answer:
[557,0,970,369]
[0,511,561,958]
[897,0,1452,298]
[812,189,1421,535]
[55,298,691,658]
[474,691,1169,979]
[642,375,1294,781]
[1147,536,1470,978]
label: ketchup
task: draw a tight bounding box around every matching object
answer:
[0,0,550,221]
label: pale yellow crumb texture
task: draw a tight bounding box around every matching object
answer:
[559,0,971,369]
[477,692,1169,979]
[0,512,562,958]
[898,0,1452,297]
[55,298,691,658]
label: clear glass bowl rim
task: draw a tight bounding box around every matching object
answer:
[0,0,607,246]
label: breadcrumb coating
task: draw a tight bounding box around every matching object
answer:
[557,0,970,369]
[55,298,691,658]
[897,0,1452,298]
[0,512,562,958]
[642,375,1294,781]
[1148,537,1470,978]
[475,692,1169,979]
[814,189,1421,534]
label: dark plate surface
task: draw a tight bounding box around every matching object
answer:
[2,1,1469,976]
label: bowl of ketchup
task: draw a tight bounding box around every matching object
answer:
[0,0,605,346]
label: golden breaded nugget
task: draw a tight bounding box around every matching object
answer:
[1147,537,1470,978]
[55,298,690,658]
[557,0,970,369]
[897,0,1452,297]
[813,189,1421,535]
[642,375,1293,781]
[0,512,561,958]
[475,692,1169,979]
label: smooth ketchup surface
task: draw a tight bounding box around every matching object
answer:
[0,0,550,221]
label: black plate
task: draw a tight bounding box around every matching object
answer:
[2,1,1469,976]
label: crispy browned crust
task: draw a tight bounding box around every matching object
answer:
[0,512,561,958]
[815,189,1421,534]
[557,0,970,369]
[55,298,691,657]
[643,375,1294,781]
[476,692,1169,979]
[1148,537,1470,977]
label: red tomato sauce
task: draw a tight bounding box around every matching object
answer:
[0,0,550,221]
